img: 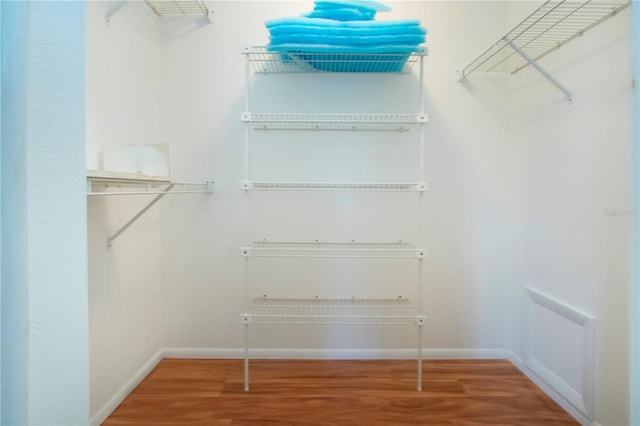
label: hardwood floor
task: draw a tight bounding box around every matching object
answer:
[103,359,578,425]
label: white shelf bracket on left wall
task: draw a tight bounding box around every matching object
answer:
[87,171,214,249]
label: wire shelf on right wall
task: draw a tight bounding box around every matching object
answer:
[458,0,630,104]
[461,0,630,77]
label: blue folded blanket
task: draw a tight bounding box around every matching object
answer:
[264,1,426,72]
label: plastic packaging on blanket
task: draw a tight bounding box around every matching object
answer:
[264,1,426,72]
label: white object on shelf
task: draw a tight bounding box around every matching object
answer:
[241,241,425,259]
[102,144,171,178]
[459,0,630,103]
[241,113,428,131]
[241,181,427,192]
[242,46,427,74]
[245,297,420,325]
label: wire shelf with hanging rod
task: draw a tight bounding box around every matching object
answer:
[458,0,630,103]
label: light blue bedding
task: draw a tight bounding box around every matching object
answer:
[264,1,426,72]
[270,33,425,46]
[313,0,391,12]
[304,8,376,21]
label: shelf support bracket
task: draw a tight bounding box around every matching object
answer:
[504,38,574,105]
[107,183,176,249]
[105,0,128,25]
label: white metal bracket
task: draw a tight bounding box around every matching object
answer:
[504,38,573,105]
[241,181,252,191]
[416,182,428,192]
[416,315,427,326]
[240,112,252,122]
[416,113,428,123]
[105,0,129,25]
[241,46,252,55]
[416,249,427,259]
[107,183,175,249]
[240,313,253,324]
[206,181,215,193]
[241,247,251,257]
[417,46,429,56]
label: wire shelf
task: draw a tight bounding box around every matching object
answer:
[244,46,426,74]
[242,113,426,131]
[87,171,213,196]
[243,181,426,192]
[247,297,418,325]
[462,0,630,76]
[144,0,210,17]
[242,241,424,258]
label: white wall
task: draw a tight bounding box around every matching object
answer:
[507,4,632,425]
[87,1,635,425]
[86,1,167,417]
[1,1,89,424]
[0,2,3,420]
[631,2,639,424]
[158,0,518,353]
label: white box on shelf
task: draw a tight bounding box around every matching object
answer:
[102,144,171,178]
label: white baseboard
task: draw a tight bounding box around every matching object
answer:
[505,350,599,426]
[162,347,512,360]
[90,348,164,426]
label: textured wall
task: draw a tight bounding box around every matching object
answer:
[1,3,30,423]
[1,1,89,424]
[86,1,166,417]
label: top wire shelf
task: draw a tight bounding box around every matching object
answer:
[244,46,427,74]
[461,0,630,77]
[144,0,210,17]
[242,241,425,258]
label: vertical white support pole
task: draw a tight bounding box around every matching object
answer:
[417,321,423,392]
[244,49,251,183]
[243,47,251,393]
[417,53,426,393]
[244,322,249,392]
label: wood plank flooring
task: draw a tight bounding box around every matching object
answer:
[103,359,578,425]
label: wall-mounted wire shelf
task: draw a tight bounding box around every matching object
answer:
[145,0,210,17]
[106,0,212,25]
[87,170,214,248]
[459,0,630,103]
[241,181,427,192]
[243,46,427,74]
[87,170,213,196]
[243,297,421,325]
[241,113,427,131]
[242,241,426,259]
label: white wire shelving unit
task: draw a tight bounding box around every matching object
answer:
[106,0,213,25]
[87,170,214,248]
[241,113,428,131]
[240,45,429,392]
[242,241,426,259]
[243,46,427,74]
[241,181,427,192]
[458,0,631,103]
[243,297,422,326]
